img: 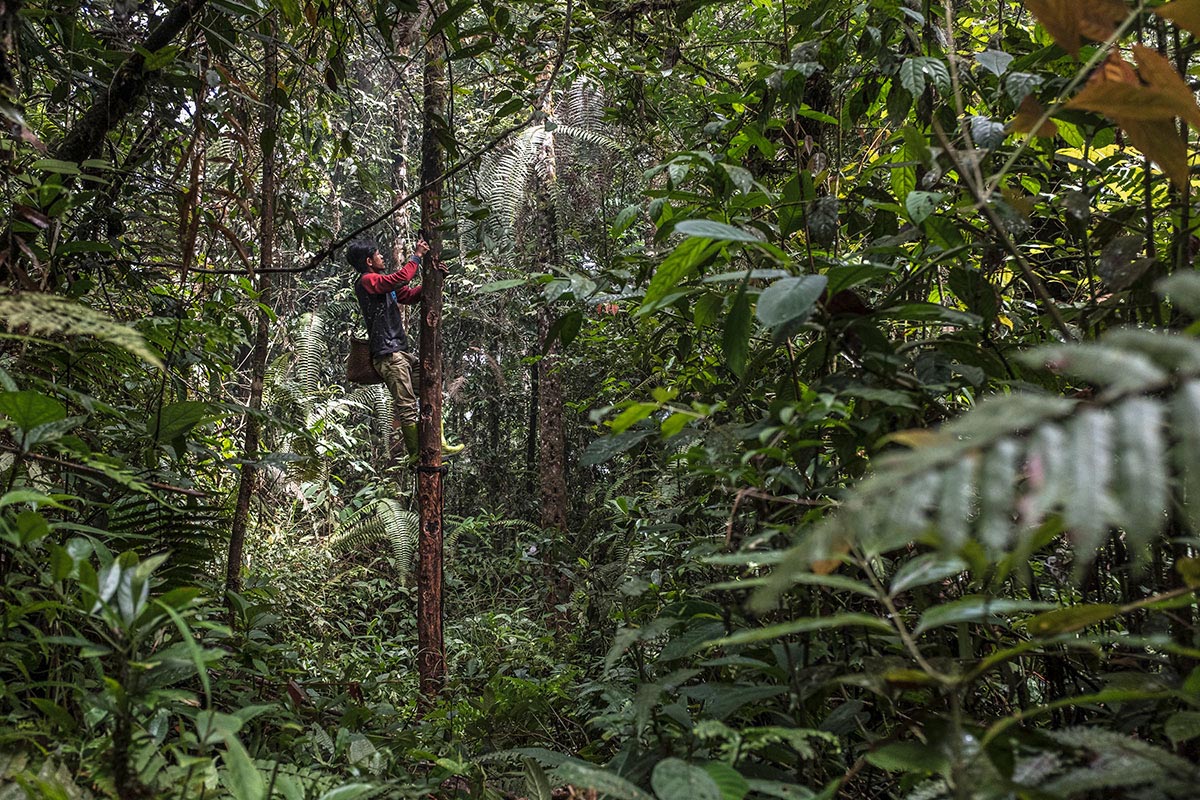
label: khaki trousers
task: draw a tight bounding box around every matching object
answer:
[373,351,419,427]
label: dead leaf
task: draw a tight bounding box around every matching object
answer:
[1154,0,1200,37]
[1065,48,1198,189]
[1025,0,1128,57]
[1011,95,1059,137]
[1067,48,1200,127]
[1120,116,1190,190]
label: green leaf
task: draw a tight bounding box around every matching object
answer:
[703,763,749,800]
[428,0,473,39]
[978,438,1019,553]
[674,220,762,243]
[551,761,654,800]
[904,191,943,224]
[642,238,722,310]
[220,734,265,800]
[744,780,815,800]
[315,787,374,800]
[478,278,526,293]
[915,596,1053,634]
[866,741,948,774]
[1025,344,1168,397]
[544,310,584,351]
[875,303,981,328]
[755,275,827,341]
[0,390,66,432]
[0,291,163,367]
[723,282,752,376]
[975,49,1014,76]
[889,554,967,596]
[1063,409,1116,556]
[1025,604,1120,636]
[30,158,81,175]
[1165,711,1200,745]
[611,204,641,237]
[579,430,655,466]
[150,400,214,445]
[524,757,554,800]
[652,759,723,800]
[718,613,893,646]
[899,57,949,96]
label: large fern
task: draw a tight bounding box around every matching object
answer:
[755,273,1200,608]
[328,498,418,574]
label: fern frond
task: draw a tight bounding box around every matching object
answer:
[0,291,163,367]
[293,312,328,399]
[329,498,418,573]
[754,274,1200,607]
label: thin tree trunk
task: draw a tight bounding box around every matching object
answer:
[0,0,20,97]
[534,135,568,531]
[416,8,448,704]
[226,19,277,611]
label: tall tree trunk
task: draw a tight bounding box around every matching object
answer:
[0,0,20,99]
[534,134,568,531]
[416,8,448,704]
[225,19,277,612]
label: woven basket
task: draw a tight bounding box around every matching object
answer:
[346,337,383,385]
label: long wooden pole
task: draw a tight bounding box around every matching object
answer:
[416,5,448,704]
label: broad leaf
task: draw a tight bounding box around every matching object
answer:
[755,275,827,341]
[652,759,723,800]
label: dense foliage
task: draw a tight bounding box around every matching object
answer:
[3,0,1200,798]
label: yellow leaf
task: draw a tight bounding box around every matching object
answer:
[1011,95,1059,137]
[1154,0,1200,37]
[1024,0,1127,57]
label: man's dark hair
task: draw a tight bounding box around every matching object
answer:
[346,239,379,273]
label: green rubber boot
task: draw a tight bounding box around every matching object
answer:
[401,423,420,462]
[441,420,464,456]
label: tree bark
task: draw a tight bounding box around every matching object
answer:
[416,8,448,705]
[534,134,568,531]
[225,19,277,611]
[0,0,20,97]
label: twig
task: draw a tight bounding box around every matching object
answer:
[931,121,1075,341]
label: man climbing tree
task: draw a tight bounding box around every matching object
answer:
[349,236,464,463]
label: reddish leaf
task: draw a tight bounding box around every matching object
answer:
[1154,0,1200,37]
[1067,48,1200,127]
[1024,0,1127,57]
[1011,95,1058,137]
[1121,116,1190,190]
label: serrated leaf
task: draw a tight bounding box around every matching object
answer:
[755,275,827,341]
[1027,423,1068,522]
[1114,397,1167,550]
[652,759,723,800]
[524,757,554,800]
[979,438,1020,553]
[1063,410,1116,557]
[0,291,163,367]
[935,458,975,552]
[1026,344,1167,396]
[1173,382,1200,535]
